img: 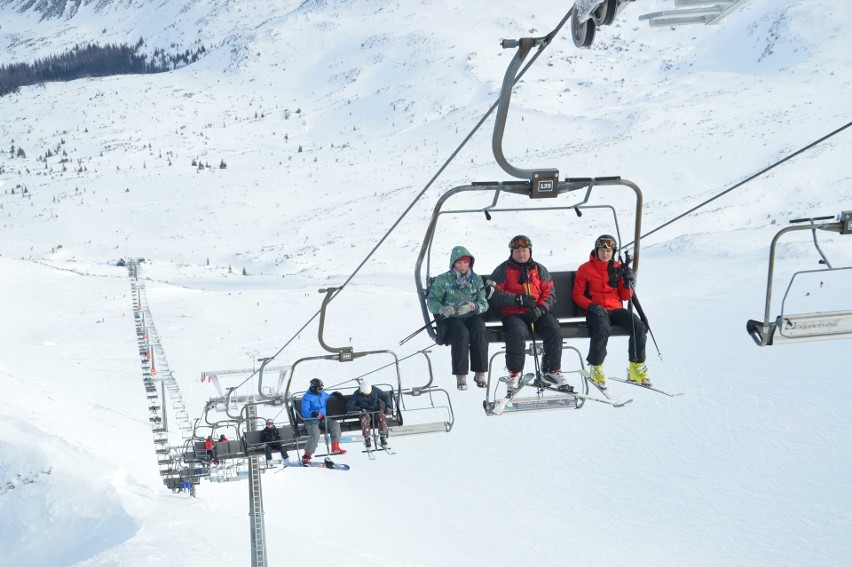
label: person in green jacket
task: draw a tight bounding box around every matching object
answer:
[426,245,489,390]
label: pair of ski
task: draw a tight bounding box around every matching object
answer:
[363,443,395,460]
[604,376,684,398]
[491,373,631,416]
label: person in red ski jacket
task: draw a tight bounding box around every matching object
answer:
[572,234,649,388]
[486,235,573,394]
[203,436,215,464]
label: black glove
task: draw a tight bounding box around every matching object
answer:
[514,294,536,309]
[588,304,608,318]
[621,266,635,286]
[331,391,343,397]
[383,407,390,415]
[523,306,545,324]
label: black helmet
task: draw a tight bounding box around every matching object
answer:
[508,235,532,250]
[595,234,617,259]
[309,378,324,393]
[595,234,617,250]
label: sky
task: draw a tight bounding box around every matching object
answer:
[0,1,850,565]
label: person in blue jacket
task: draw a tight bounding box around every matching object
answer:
[301,378,347,466]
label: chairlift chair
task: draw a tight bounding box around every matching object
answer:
[747,212,852,346]
[415,33,644,414]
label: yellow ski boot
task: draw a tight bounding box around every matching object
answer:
[627,362,651,386]
[590,364,607,390]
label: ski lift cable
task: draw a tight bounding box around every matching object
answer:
[226,9,575,393]
[623,119,852,249]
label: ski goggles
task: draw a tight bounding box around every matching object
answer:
[510,238,532,249]
[595,238,617,249]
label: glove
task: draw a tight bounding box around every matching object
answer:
[439,305,455,317]
[523,306,545,325]
[483,279,496,300]
[456,302,477,315]
[311,411,324,420]
[621,266,635,286]
[331,391,343,397]
[588,304,608,318]
[514,294,536,309]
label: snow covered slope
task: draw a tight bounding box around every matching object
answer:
[0,1,850,565]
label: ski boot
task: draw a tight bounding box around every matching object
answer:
[627,362,651,386]
[542,370,575,393]
[380,434,388,448]
[590,364,607,389]
[364,436,372,449]
[473,372,487,388]
[301,452,312,467]
[456,374,468,390]
[505,371,521,396]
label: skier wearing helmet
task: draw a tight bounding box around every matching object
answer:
[486,235,573,395]
[572,234,649,389]
[300,378,347,466]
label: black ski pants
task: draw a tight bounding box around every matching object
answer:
[586,307,646,366]
[265,441,288,461]
[439,315,488,375]
[501,312,562,373]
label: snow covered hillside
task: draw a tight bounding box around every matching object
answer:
[1,1,850,565]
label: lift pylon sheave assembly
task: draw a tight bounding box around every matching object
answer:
[415,34,643,415]
[747,211,852,346]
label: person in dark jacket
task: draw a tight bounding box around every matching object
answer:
[426,245,490,390]
[572,234,649,388]
[487,235,573,394]
[345,381,393,448]
[261,420,289,464]
[300,378,347,466]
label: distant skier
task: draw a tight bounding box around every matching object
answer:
[572,234,649,388]
[486,235,572,394]
[260,420,288,465]
[203,435,215,463]
[426,245,490,390]
[345,381,393,448]
[820,281,824,288]
[301,378,347,466]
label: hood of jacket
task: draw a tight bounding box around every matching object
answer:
[449,245,475,269]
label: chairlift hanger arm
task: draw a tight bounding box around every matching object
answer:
[317,287,355,359]
[493,37,559,184]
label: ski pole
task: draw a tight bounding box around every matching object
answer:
[399,318,437,346]
[622,251,662,360]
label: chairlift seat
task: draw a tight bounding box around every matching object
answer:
[243,427,300,456]
[291,392,402,436]
[747,310,852,346]
[213,440,245,460]
[479,271,631,343]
